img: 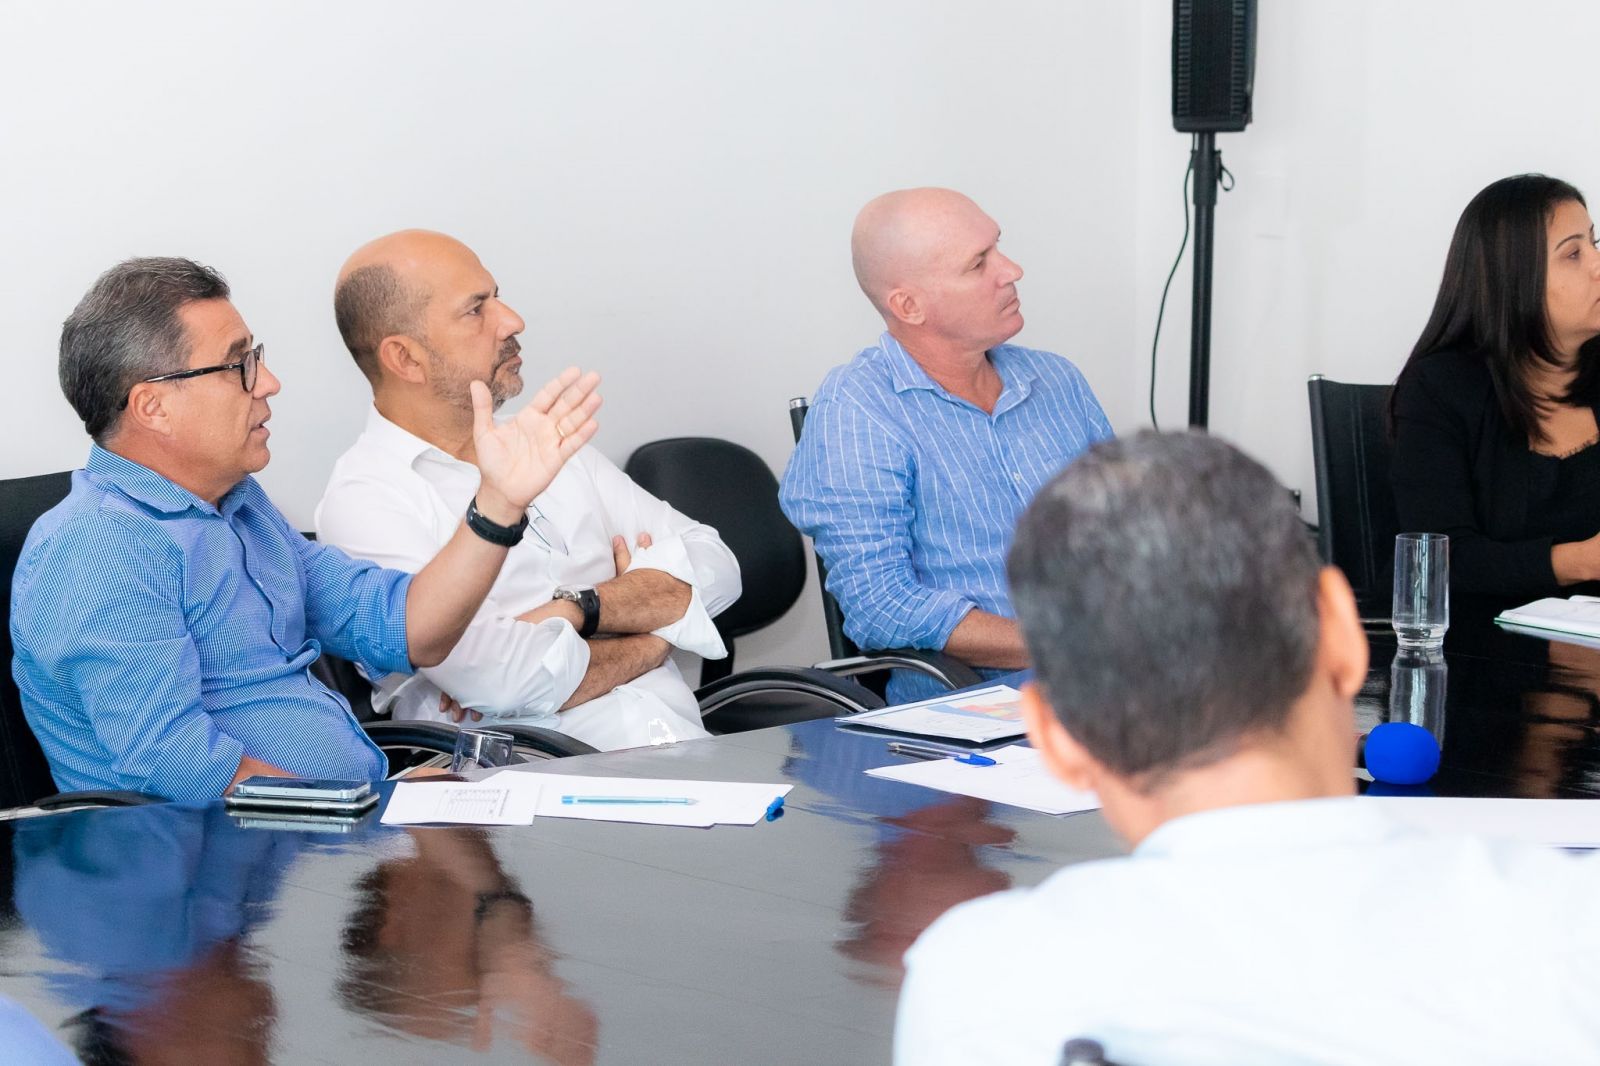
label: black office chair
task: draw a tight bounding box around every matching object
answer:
[623,436,808,685]
[786,398,983,695]
[1307,376,1401,617]
[0,472,161,813]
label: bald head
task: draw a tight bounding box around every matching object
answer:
[851,188,992,315]
[334,230,474,384]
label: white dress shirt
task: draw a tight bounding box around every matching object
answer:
[897,796,1600,1066]
[314,406,741,751]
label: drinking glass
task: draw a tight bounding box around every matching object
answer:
[1392,533,1448,649]
[1389,645,1447,745]
[451,728,516,774]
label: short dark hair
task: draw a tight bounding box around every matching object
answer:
[1394,173,1599,444]
[58,257,230,442]
[1007,431,1323,787]
[333,264,425,384]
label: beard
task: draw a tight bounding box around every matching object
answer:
[422,336,525,410]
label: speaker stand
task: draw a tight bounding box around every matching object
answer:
[1187,131,1222,429]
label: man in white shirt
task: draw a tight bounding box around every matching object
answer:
[896,432,1600,1066]
[316,230,740,751]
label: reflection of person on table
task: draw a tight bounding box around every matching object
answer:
[1513,637,1600,796]
[782,725,1015,989]
[836,796,1014,988]
[339,827,598,1064]
[11,805,304,1065]
[1392,174,1600,602]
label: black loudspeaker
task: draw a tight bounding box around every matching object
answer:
[1172,0,1257,133]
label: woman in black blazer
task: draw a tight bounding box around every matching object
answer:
[1392,174,1600,601]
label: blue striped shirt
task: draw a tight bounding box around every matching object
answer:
[10,447,410,801]
[780,333,1112,703]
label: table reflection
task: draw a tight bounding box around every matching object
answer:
[784,725,1017,990]
[338,827,598,1064]
[11,805,301,1065]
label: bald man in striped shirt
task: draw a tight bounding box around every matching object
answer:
[781,188,1112,704]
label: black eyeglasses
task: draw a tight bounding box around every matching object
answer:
[118,342,264,410]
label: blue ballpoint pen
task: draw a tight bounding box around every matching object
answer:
[886,742,997,766]
[560,795,700,805]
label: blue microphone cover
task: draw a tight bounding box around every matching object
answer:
[1363,722,1441,786]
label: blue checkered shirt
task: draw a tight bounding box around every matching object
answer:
[780,333,1112,704]
[10,446,412,801]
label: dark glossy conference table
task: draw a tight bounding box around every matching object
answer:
[1,609,1597,1065]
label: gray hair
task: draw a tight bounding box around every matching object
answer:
[1007,431,1323,787]
[58,257,230,441]
[333,264,426,385]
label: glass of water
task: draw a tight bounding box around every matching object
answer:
[1392,533,1449,649]
[451,728,516,774]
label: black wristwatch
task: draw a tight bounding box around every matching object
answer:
[465,496,528,547]
[553,584,601,638]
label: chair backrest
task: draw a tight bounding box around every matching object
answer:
[1307,376,1400,612]
[788,398,859,660]
[623,437,807,682]
[0,472,75,808]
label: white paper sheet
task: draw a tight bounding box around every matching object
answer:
[1366,796,1600,848]
[1496,595,1600,642]
[483,770,792,828]
[837,685,1027,744]
[866,745,1100,816]
[381,779,542,826]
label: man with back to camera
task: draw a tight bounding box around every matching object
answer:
[315,230,740,750]
[895,432,1600,1065]
[10,257,600,803]
[780,187,1112,705]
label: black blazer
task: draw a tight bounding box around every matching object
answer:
[1391,347,1600,601]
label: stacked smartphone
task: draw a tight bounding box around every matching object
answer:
[225,777,379,832]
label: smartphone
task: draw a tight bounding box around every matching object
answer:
[232,777,372,802]
[224,791,379,815]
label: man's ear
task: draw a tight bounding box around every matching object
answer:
[1316,566,1369,702]
[376,334,428,385]
[120,383,174,438]
[884,287,925,326]
[1021,682,1096,792]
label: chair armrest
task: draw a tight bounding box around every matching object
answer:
[361,720,461,755]
[695,666,885,718]
[814,649,983,692]
[35,789,164,811]
[495,724,600,759]
[362,719,598,762]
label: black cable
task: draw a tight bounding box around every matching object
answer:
[1149,139,1195,431]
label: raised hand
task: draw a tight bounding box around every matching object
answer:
[471,367,601,517]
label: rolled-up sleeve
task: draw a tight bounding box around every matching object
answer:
[588,450,742,657]
[780,397,976,651]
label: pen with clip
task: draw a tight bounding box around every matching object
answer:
[886,742,996,766]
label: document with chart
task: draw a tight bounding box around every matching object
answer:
[838,684,1027,744]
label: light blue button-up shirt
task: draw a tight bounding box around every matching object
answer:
[780,333,1112,703]
[10,447,410,801]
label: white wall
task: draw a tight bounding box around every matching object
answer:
[0,0,1141,671]
[1133,0,1600,519]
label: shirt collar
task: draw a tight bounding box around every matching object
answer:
[879,331,1039,414]
[85,445,232,517]
[1134,796,1394,860]
[361,405,470,471]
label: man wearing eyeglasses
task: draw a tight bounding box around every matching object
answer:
[10,257,601,802]
[314,230,739,751]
